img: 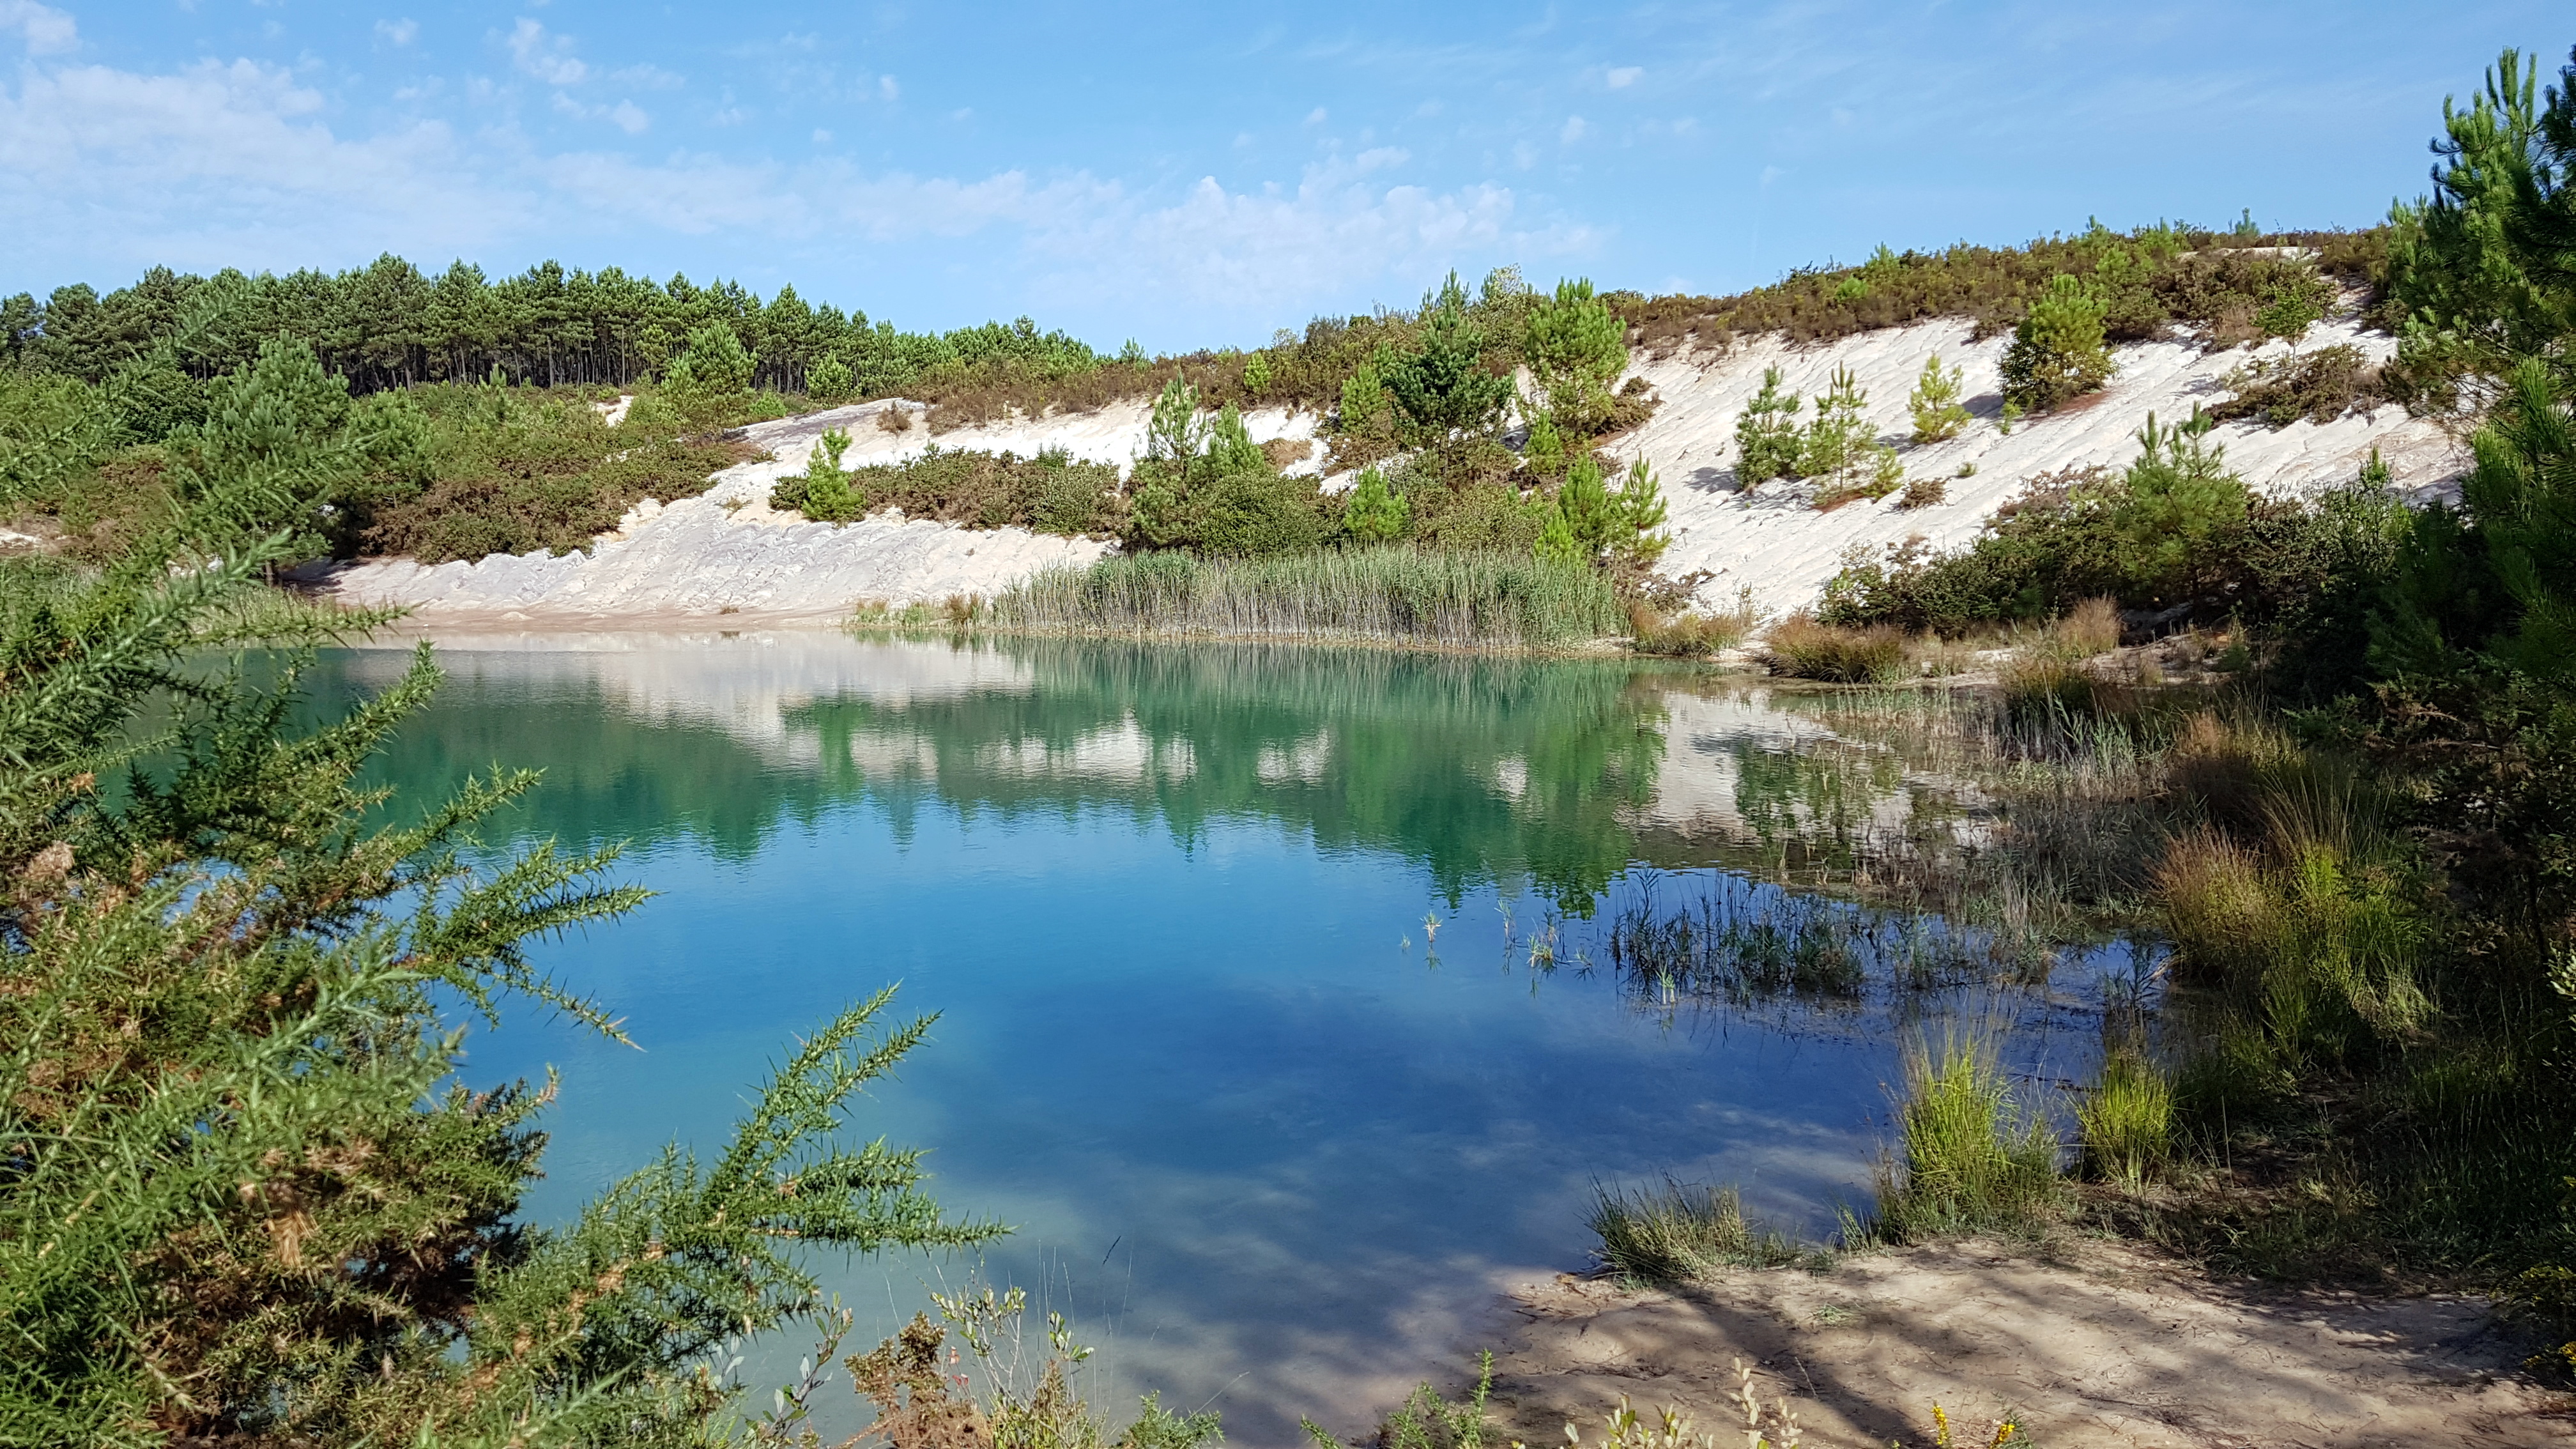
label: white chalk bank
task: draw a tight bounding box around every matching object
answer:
[312,323,2460,627]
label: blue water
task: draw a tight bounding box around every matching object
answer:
[319,631,2113,1443]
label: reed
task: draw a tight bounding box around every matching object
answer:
[987,546,1625,649]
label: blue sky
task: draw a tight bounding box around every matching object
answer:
[1,1,2568,350]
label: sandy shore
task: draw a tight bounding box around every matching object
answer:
[1469,1238,2568,1448]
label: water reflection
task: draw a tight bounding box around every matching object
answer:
[314,631,2100,1447]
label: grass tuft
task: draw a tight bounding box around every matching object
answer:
[1873,1032,2065,1241]
[1588,1180,1811,1284]
[1761,615,1908,683]
[2077,1050,2174,1184]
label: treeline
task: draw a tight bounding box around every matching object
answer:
[0,255,1102,397]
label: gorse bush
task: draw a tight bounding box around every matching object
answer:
[2210,343,2383,427]
[0,415,997,1442]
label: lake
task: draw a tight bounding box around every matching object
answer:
[314,630,2122,1444]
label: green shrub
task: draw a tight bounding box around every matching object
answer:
[769,444,1123,536]
[1999,275,2113,412]
[1796,364,1878,483]
[1523,277,1631,436]
[2210,344,2381,427]
[662,321,756,418]
[1908,353,1971,442]
[1732,366,1802,485]
[806,351,855,403]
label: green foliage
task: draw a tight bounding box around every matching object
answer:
[1342,466,1412,541]
[1999,275,2113,412]
[157,337,429,557]
[2385,46,2576,371]
[1242,349,1274,395]
[1521,406,1568,479]
[1382,273,1514,445]
[991,548,1625,648]
[1872,1035,2066,1241]
[798,428,861,522]
[2211,344,2382,428]
[1126,382,1326,557]
[0,432,994,1443]
[771,444,1122,537]
[1523,277,1631,436]
[663,321,756,417]
[2078,1050,2174,1184]
[1732,367,1803,485]
[807,351,855,404]
[1796,364,1881,487]
[1907,354,1972,443]
[1759,615,1908,683]
[359,378,742,564]
[2375,358,2576,682]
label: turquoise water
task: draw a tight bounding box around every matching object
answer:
[321,631,2115,1443]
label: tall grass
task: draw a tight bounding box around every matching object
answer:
[2077,1050,2174,1184]
[988,547,1625,650]
[1873,1033,2064,1241]
[1587,1180,1810,1284]
[1760,615,1908,683]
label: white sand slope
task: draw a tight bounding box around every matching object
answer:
[311,397,1323,625]
[314,325,2460,627]
[1615,317,2462,615]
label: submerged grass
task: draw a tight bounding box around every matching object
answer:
[988,546,1625,650]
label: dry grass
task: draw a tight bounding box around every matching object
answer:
[1629,594,1762,657]
[1762,615,1909,683]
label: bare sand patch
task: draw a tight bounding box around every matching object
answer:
[1476,1238,2570,1448]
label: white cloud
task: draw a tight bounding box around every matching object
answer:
[1303,106,1326,125]
[608,100,648,134]
[1560,114,1589,143]
[812,127,832,144]
[0,49,1594,327]
[374,17,418,47]
[878,75,898,102]
[1606,66,1642,89]
[1,1,76,54]
[506,19,586,86]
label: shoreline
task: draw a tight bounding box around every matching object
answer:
[1459,1235,2568,1448]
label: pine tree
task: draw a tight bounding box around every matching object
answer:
[1733,367,1802,485]
[2000,275,2114,412]
[1907,354,1971,443]
[1341,466,1411,540]
[1522,277,1629,436]
[1798,364,1877,486]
